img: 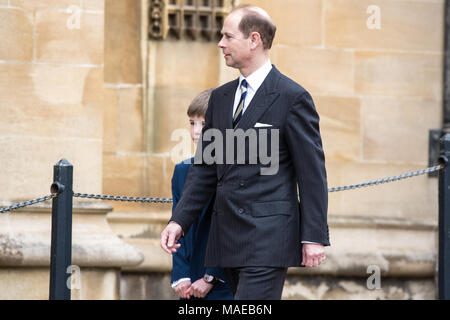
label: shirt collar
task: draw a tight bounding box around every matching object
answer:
[239,59,272,92]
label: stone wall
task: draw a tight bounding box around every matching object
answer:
[0,0,143,299]
[0,0,105,199]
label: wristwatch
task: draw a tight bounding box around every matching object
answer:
[203,274,219,285]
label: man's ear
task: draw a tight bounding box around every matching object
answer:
[249,31,262,49]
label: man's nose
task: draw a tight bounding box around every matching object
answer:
[218,36,225,48]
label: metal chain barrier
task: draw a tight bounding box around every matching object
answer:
[328,163,445,193]
[0,193,57,214]
[72,192,173,203]
[0,162,446,214]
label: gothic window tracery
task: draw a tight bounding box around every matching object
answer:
[149,0,233,41]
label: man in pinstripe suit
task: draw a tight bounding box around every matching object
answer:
[161,4,330,300]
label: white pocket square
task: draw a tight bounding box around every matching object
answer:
[254,122,273,128]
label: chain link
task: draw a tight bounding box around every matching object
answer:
[328,163,444,193]
[72,192,173,203]
[0,193,57,214]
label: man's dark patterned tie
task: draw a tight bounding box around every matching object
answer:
[232,79,248,128]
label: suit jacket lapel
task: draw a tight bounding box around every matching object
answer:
[222,79,239,130]
[235,67,281,131]
[216,79,238,180]
[217,66,281,181]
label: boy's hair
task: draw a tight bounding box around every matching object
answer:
[187,88,213,118]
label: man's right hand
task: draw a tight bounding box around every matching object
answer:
[160,221,183,254]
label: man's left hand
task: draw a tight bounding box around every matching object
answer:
[301,243,326,267]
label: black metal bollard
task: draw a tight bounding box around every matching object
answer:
[49,159,73,300]
[439,134,450,300]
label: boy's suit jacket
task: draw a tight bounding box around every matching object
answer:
[171,157,233,300]
[172,66,330,268]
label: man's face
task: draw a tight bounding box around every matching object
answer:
[189,115,205,145]
[218,11,251,69]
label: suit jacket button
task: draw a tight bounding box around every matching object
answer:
[238,208,244,214]
[217,182,222,186]
[239,181,245,187]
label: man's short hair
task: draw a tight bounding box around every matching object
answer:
[232,4,277,50]
[187,88,213,118]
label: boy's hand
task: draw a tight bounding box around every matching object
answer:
[160,221,182,254]
[175,280,192,299]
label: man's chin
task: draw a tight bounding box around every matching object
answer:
[224,60,241,70]
[224,57,235,67]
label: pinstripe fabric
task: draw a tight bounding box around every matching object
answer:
[224,267,287,300]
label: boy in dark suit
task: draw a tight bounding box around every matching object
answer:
[170,88,233,300]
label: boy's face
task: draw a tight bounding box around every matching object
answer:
[189,115,205,145]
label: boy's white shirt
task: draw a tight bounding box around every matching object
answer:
[172,277,191,289]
